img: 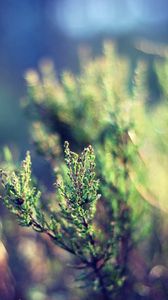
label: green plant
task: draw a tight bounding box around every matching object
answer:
[0,43,155,300]
[24,41,152,256]
[25,43,132,149]
[1,141,129,300]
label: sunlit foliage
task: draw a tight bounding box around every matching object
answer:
[2,43,168,299]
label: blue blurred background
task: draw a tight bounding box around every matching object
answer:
[0,0,168,155]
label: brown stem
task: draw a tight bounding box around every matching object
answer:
[92,260,111,300]
[82,217,110,300]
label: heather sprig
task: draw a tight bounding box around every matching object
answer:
[0,152,41,227]
[0,143,124,299]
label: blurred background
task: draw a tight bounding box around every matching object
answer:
[0,1,168,300]
[1,0,168,152]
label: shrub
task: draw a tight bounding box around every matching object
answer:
[0,43,154,299]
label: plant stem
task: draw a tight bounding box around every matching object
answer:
[82,216,110,300]
[92,260,111,300]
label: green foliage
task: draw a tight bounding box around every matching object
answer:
[1,43,160,299]
[0,142,128,299]
[24,43,151,239]
[32,121,61,161]
[56,141,99,223]
[25,43,131,146]
[0,152,41,227]
[155,58,168,100]
[22,43,153,299]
